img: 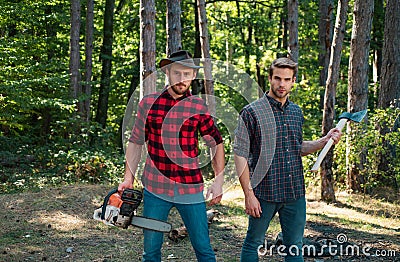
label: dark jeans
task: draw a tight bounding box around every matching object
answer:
[240,196,306,262]
[142,189,216,262]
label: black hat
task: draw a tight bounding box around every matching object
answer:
[159,50,202,71]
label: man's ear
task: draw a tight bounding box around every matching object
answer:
[192,70,197,80]
[293,76,296,83]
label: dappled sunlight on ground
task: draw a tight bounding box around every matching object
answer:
[0,184,399,261]
[29,210,87,231]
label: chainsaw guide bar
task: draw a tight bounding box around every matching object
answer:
[131,216,172,233]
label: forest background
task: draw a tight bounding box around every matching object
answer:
[0,0,399,202]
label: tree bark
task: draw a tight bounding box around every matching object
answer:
[140,0,157,98]
[318,0,334,110]
[69,0,82,110]
[318,0,334,87]
[287,0,299,63]
[84,0,94,122]
[95,0,115,128]
[197,0,215,115]
[277,8,288,57]
[166,0,182,55]
[346,0,374,192]
[372,0,384,87]
[378,0,400,109]
[376,0,400,182]
[192,0,202,95]
[320,0,349,203]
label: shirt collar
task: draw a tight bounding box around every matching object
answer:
[265,93,290,109]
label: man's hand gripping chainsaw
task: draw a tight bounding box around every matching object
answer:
[93,188,171,233]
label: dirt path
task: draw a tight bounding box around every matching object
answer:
[0,184,399,261]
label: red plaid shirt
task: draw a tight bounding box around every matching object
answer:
[129,88,223,196]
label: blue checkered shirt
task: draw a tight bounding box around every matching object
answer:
[234,94,305,202]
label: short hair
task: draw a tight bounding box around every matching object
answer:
[268,57,298,78]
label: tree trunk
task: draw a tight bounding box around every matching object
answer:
[277,8,288,57]
[84,0,94,122]
[287,0,299,63]
[346,0,374,192]
[192,0,202,95]
[95,0,115,128]
[166,0,182,55]
[378,0,400,109]
[372,0,384,87]
[197,0,215,115]
[69,0,82,111]
[376,0,400,182]
[320,0,349,203]
[255,33,265,97]
[318,0,334,87]
[225,13,233,74]
[42,5,57,137]
[140,0,157,98]
[318,0,334,110]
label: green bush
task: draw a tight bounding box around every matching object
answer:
[0,120,124,193]
[305,107,400,193]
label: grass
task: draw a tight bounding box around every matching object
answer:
[0,184,399,261]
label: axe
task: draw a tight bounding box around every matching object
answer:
[310,109,367,172]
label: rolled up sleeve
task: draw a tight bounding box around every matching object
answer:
[233,108,254,159]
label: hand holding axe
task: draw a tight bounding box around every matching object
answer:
[310,109,367,172]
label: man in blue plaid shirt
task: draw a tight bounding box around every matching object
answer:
[234,57,342,262]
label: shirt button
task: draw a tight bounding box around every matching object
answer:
[287,161,290,164]
[286,149,289,152]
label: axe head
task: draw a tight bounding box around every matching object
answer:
[338,109,367,123]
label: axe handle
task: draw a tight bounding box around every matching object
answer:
[310,118,347,172]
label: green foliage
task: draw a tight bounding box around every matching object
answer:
[0,0,395,195]
[0,120,124,193]
[318,108,400,192]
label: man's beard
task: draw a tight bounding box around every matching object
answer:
[170,83,189,95]
[271,87,289,99]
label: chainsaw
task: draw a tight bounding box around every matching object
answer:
[93,188,172,233]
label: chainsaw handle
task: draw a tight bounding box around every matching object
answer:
[101,188,118,220]
[310,118,347,172]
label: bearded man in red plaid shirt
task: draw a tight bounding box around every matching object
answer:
[119,50,225,262]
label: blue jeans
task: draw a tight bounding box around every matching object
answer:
[240,197,306,262]
[142,189,216,262]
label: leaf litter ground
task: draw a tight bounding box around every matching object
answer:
[0,184,399,261]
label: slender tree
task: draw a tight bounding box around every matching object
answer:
[197,0,215,115]
[376,0,400,182]
[372,0,384,88]
[95,0,116,127]
[192,0,202,95]
[346,0,374,192]
[140,0,157,98]
[318,0,334,86]
[287,0,299,62]
[69,0,82,112]
[277,8,288,57]
[166,0,182,55]
[84,0,94,122]
[378,0,400,109]
[41,5,57,136]
[320,0,349,202]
